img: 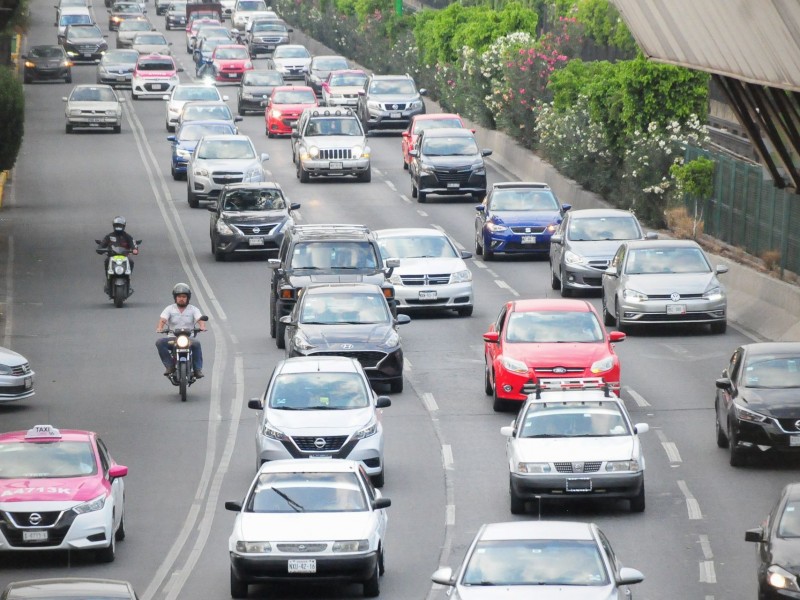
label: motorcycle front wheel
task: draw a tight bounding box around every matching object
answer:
[178,362,188,402]
[113,284,125,308]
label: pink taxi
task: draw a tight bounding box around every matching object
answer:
[0,425,128,562]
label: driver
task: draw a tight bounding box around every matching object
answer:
[97,216,138,294]
[155,283,206,378]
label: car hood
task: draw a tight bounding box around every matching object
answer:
[273,101,316,112]
[0,477,107,503]
[241,85,276,95]
[304,135,366,148]
[393,257,466,275]
[624,272,719,295]
[328,85,362,95]
[273,57,311,67]
[565,240,627,259]
[503,342,611,366]
[234,512,376,540]
[301,323,393,346]
[67,101,120,111]
[454,585,618,600]
[288,273,385,285]
[266,406,374,433]
[371,94,419,104]
[214,59,248,68]
[0,346,27,367]
[737,388,800,418]
[66,35,105,44]
[424,155,482,169]
[195,157,258,170]
[489,210,560,227]
[133,44,171,54]
[220,211,287,226]
[511,436,635,462]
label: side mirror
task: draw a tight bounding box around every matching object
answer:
[267,258,280,269]
[177,67,184,72]
[168,41,173,45]
[167,135,176,142]
[224,501,242,512]
[372,497,391,510]
[419,88,428,95]
[561,203,572,212]
[716,264,729,274]
[550,233,563,244]
[207,204,217,212]
[62,97,68,102]
[222,95,229,101]
[633,423,649,434]
[483,331,499,343]
[234,116,243,122]
[715,377,732,391]
[279,315,292,324]
[375,395,391,408]
[95,239,102,244]
[431,567,455,587]
[247,398,263,410]
[290,131,299,139]
[119,97,126,103]
[109,465,128,479]
[474,204,485,212]
[608,330,626,342]
[396,314,411,325]
[617,567,644,586]
[260,153,269,161]
[385,258,400,269]
[645,231,658,240]
[460,250,473,259]
[604,266,618,277]
[481,149,492,157]
[745,528,765,543]
[401,131,409,138]
[290,203,301,210]
[500,425,514,437]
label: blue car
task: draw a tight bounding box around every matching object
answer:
[166,119,237,180]
[474,182,571,260]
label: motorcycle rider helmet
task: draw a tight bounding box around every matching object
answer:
[172,282,192,301]
[112,216,126,233]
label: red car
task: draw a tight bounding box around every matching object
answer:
[264,85,317,137]
[483,299,625,411]
[401,112,466,170]
[209,44,252,83]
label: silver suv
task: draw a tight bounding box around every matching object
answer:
[291,108,371,183]
[357,73,426,131]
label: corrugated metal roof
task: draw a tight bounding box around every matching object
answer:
[610,0,800,92]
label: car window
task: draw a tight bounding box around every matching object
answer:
[268,372,370,409]
[96,438,111,476]
[490,189,559,211]
[137,59,176,71]
[184,105,232,121]
[60,14,92,25]
[223,189,285,211]
[68,25,103,38]
[727,347,742,381]
[273,47,309,59]
[742,355,800,388]
[135,33,168,44]
[611,244,626,269]
[198,139,255,159]
[779,501,800,537]
[247,471,367,513]
[174,87,219,101]
[300,292,388,324]
[413,117,462,135]
[120,20,151,30]
[519,405,629,438]
[494,306,507,335]
[370,79,415,95]
[569,216,641,241]
[378,235,457,259]
[291,241,377,269]
[314,57,348,70]
[215,47,249,59]
[422,136,477,157]
[71,87,117,102]
[103,50,139,64]
[505,311,603,343]
[625,247,711,275]
[0,441,98,478]
[178,123,234,141]
[305,117,360,136]
[237,0,267,10]
[329,73,366,87]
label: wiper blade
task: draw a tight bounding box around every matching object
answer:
[522,434,563,438]
[269,487,304,512]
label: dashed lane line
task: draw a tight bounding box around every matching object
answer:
[678,480,703,520]
[655,429,682,463]
[385,180,396,191]
[417,209,428,217]
[442,444,454,470]
[624,386,651,407]
[422,392,439,412]
[494,280,520,296]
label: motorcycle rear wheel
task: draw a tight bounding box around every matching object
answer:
[113,285,125,308]
[178,362,188,402]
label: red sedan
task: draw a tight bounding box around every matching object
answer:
[209,44,253,83]
[401,112,466,170]
[264,85,317,137]
[483,299,625,411]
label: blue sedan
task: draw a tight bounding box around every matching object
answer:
[166,119,237,180]
[474,182,571,260]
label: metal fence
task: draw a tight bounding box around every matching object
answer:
[685,145,800,276]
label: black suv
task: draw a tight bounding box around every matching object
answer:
[356,73,426,132]
[268,224,399,348]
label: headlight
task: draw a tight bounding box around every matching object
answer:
[194,167,209,177]
[704,286,724,301]
[389,273,403,285]
[176,148,192,159]
[767,566,800,592]
[473,166,486,176]
[308,146,319,158]
[245,166,262,180]
[517,462,551,474]
[332,540,369,552]
[564,250,588,265]
[590,356,614,374]
[354,418,378,439]
[176,335,190,349]
[216,220,235,235]
[622,288,648,302]
[382,330,400,348]
[449,269,472,283]
[235,541,272,553]
[735,404,769,423]
[262,421,289,441]
[605,460,639,472]
[351,145,363,159]
[168,105,181,114]
[486,222,508,233]
[73,494,106,515]
[546,224,558,233]
[0,365,12,375]
[499,355,528,374]
[114,265,125,275]
[24,60,35,68]
[70,108,82,116]
[106,110,117,116]
[270,109,282,118]
[366,100,382,111]
[170,74,179,81]
[409,100,422,109]
[293,331,315,351]
[419,163,435,174]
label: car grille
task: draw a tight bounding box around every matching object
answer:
[554,462,602,473]
[510,226,547,235]
[292,435,348,451]
[533,367,585,375]
[212,172,244,185]
[281,117,299,128]
[276,543,327,552]
[77,108,108,116]
[75,44,101,53]
[256,35,284,43]
[312,351,386,368]
[776,418,800,432]
[587,259,610,270]
[0,511,76,548]
[318,148,352,160]
[107,68,133,75]
[238,224,278,236]
[646,293,705,300]
[143,82,171,92]
[399,274,450,286]
[433,169,472,184]
[381,103,407,110]
[10,363,32,376]
[583,277,602,286]
[503,242,550,252]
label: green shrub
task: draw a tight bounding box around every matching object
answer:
[0,66,24,172]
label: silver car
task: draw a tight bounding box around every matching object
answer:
[96,49,139,87]
[375,227,474,317]
[186,134,268,207]
[270,44,311,80]
[63,84,125,133]
[549,208,657,296]
[247,356,390,487]
[601,239,728,333]
[115,17,153,48]
[0,346,35,401]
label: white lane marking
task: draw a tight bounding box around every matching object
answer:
[655,430,682,463]
[446,504,455,526]
[678,480,703,520]
[405,357,412,369]
[486,268,498,277]
[385,180,396,191]
[699,560,717,583]
[422,392,439,412]
[373,167,383,177]
[699,534,713,559]
[1,236,13,349]
[431,224,444,231]
[495,280,519,296]
[399,194,411,203]
[417,210,428,217]
[624,386,651,407]
[442,444,454,470]
[473,261,487,269]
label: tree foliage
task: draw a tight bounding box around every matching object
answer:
[0,66,24,172]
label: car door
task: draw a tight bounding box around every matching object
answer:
[97,437,124,531]
[602,242,626,305]
[485,304,508,374]
[718,347,743,434]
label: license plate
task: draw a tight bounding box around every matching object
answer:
[790,435,800,447]
[116,76,127,81]
[88,118,103,123]
[266,44,274,50]
[666,304,686,315]
[447,182,460,188]
[566,478,592,492]
[521,235,537,244]
[24,376,32,389]
[329,161,343,170]
[248,237,264,246]
[228,73,238,78]
[419,290,437,300]
[309,454,331,459]
[288,559,316,573]
[82,53,92,58]
[390,111,401,119]
[23,530,48,542]
[154,84,165,90]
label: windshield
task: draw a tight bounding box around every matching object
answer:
[246,472,367,513]
[67,25,102,38]
[112,2,140,11]
[370,79,416,95]
[314,57,348,71]
[103,50,139,64]
[272,89,316,104]
[291,241,378,269]
[378,234,457,259]
[222,188,285,211]
[244,71,283,85]
[174,86,219,101]
[0,441,98,478]
[60,13,92,24]
[252,21,286,32]
[625,247,711,275]
[743,356,800,388]
[70,86,118,102]
[137,59,176,71]
[413,117,462,135]
[568,216,641,241]
[490,189,559,211]
[183,104,232,121]
[300,292,389,325]
[215,47,249,59]
[422,136,478,157]
[268,372,370,409]
[304,118,361,136]
[134,34,167,44]
[29,46,65,58]
[329,73,367,87]
[505,310,603,343]
[519,404,629,438]
[237,0,267,10]
[197,139,255,160]
[273,46,310,59]
[178,122,235,141]
[167,2,187,10]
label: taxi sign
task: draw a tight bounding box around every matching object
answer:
[25,425,62,440]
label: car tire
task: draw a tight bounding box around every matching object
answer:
[602,294,615,326]
[171,164,178,180]
[269,299,276,338]
[715,404,729,448]
[410,179,417,198]
[266,128,273,138]
[559,270,572,297]
[371,468,385,489]
[213,241,225,262]
[115,514,126,541]
[378,544,385,576]
[187,186,199,208]
[166,122,174,133]
[484,361,493,396]
[237,103,245,116]
[389,377,403,394]
[615,302,629,334]
[131,90,139,100]
[509,481,525,515]
[418,191,427,203]
[359,167,372,183]
[23,73,31,84]
[483,244,494,261]
[230,567,248,599]
[550,262,560,290]
[630,483,645,513]
[96,530,116,563]
[276,320,286,349]
[298,162,310,183]
[65,74,72,83]
[113,125,121,134]
[363,563,380,598]
[457,305,473,317]
[729,422,747,467]
[474,229,483,256]
[710,320,727,334]
[65,123,73,134]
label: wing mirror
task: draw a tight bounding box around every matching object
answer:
[483,331,499,343]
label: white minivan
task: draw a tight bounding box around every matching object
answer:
[56,6,93,41]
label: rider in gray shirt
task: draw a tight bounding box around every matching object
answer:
[156,282,207,378]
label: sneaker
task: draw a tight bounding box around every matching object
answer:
[193,369,204,379]
[164,366,176,376]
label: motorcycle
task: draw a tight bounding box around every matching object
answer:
[95,240,141,308]
[160,315,208,402]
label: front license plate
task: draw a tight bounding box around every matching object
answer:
[790,435,800,447]
[116,76,127,81]
[248,237,264,246]
[390,111,401,119]
[266,44,275,50]
[309,454,331,459]
[88,118,103,123]
[329,161,343,170]
[419,290,437,300]
[521,235,537,244]
[666,304,686,315]
[23,530,48,542]
[446,182,460,188]
[566,478,592,492]
[82,53,92,57]
[228,73,238,78]
[288,559,316,573]
[24,376,32,389]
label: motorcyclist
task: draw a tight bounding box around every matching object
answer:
[98,216,138,293]
[155,283,206,378]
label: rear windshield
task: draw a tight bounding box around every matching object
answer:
[60,13,92,25]
[178,122,235,141]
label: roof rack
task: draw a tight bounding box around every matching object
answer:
[533,377,615,399]
[308,108,355,118]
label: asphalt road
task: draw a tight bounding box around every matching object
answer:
[0,3,793,599]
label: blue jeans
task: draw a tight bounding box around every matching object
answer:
[156,337,203,371]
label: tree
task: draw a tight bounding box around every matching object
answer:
[0,65,24,171]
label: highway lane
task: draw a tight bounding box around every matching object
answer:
[1,3,795,599]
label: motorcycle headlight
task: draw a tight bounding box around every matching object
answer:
[262,420,289,441]
[703,286,724,301]
[605,459,639,472]
[734,403,769,423]
[767,565,800,592]
[216,220,235,235]
[293,331,315,351]
[449,269,472,283]
[590,356,614,374]
[565,250,588,265]
[382,330,399,348]
[73,493,106,515]
[499,355,529,375]
[114,265,125,275]
[176,335,190,349]
[622,288,648,302]
[486,222,508,233]
[235,541,272,553]
[354,417,378,439]
[332,540,369,552]
[517,462,551,474]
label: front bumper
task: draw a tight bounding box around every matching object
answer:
[617,297,727,326]
[26,66,69,80]
[215,69,247,83]
[255,433,383,476]
[394,281,473,311]
[734,417,800,451]
[510,471,644,500]
[560,262,611,290]
[0,371,35,401]
[65,115,121,129]
[364,107,424,129]
[267,115,299,135]
[132,79,178,97]
[299,157,370,178]
[165,15,186,28]
[248,40,286,55]
[323,95,359,107]
[230,551,377,584]
[213,228,283,256]
[98,72,133,87]
[492,369,620,403]
[418,173,486,198]
[65,49,107,63]
[483,229,552,255]
[239,94,270,111]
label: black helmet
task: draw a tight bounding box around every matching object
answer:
[112,216,126,232]
[172,282,192,301]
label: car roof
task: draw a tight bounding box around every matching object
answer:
[60,6,91,13]
[291,224,371,241]
[215,44,248,50]
[568,208,638,219]
[198,134,249,142]
[371,73,412,80]
[478,521,595,542]
[741,342,800,356]
[491,181,551,190]
[257,457,361,475]
[374,227,447,239]
[304,283,384,295]
[510,299,594,313]
[624,239,701,249]
[273,85,314,93]
[3,578,135,600]
[329,69,366,77]
[277,356,361,375]
[0,428,95,444]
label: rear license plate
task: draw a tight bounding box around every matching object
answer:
[566,478,592,492]
[446,182,460,188]
[23,530,48,542]
[248,237,264,246]
[288,559,316,573]
[521,235,537,244]
[790,435,800,447]
[419,290,437,300]
[329,161,343,170]
[666,304,686,315]
[390,111,401,119]
[24,376,32,389]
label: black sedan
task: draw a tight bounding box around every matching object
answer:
[715,342,800,466]
[281,283,410,393]
[237,70,284,115]
[22,45,72,83]
[208,182,298,261]
[746,482,800,599]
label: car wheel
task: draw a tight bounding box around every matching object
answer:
[115,514,126,541]
[187,186,199,209]
[389,377,403,393]
[630,483,645,512]
[410,179,417,198]
[298,163,310,183]
[402,157,408,170]
[457,305,473,317]
[729,422,747,467]
[23,74,32,84]
[484,361,493,396]
[509,480,525,515]
[131,91,139,100]
[492,378,505,412]
[715,403,729,448]
[166,122,174,133]
[359,167,372,183]
[602,293,615,326]
[65,123,73,134]
[237,103,245,116]
[269,299,276,338]
[276,320,286,349]
[95,529,116,563]
[378,544,385,576]
[474,229,483,256]
[550,262,560,290]
[418,191,427,203]
[710,320,727,334]
[65,73,72,83]
[363,563,380,598]
[230,567,248,599]
[483,243,494,261]
[213,241,225,262]
[559,270,572,297]
[266,128,273,138]
[113,125,121,134]
[171,164,178,180]
[371,468,385,489]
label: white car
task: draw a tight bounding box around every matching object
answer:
[163,83,228,132]
[63,84,125,133]
[270,44,311,80]
[130,53,182,99]
[248,356,390,486]
[226,458,390,598]
[375,227,474,316]
[0,346,34,401]
[230,0,276,30]
[501,377,649,513]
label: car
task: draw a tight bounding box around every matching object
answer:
[0,346,34,401]
[185,16,222,52]
[205,44,253,83]
[600,239,728,334]
[61,24,108,64]
[192,25,234,57]
[130,31,172,55]
[1,579,138,600]
[409,128,492,203]
[107,1,145,31]
[267,224,399,349]
[236,69,284,115]
[715,342,800,467]
[304,54,349,96]
[483,298,625,411]
[291,107,371,183]
[191,35,228,69]
[207,181,299,260]
[375,227,474,316]
[186,134,269,207]
[0,425,127,562]
[282,283,411,393]
[56,6,93,40]
[164,83,228,132]
[63,84,125,133]
[177,100,241,131]
[96,49,138,87]
[54,0,92,27]
[270,44,311,80]
[243,18,291,57]
[431,521,644,597]
[130,53,182,100]
[501,377,648,513]
[247,356,390,485]
[401,112,465,170]
[225,458,390,598]
[474,182,570,259]
[230,0,276,31]
[549,208,657,296]
[264,85,317,137]
[21,45,72,84]
[115,17,153,48]
[746,482,800,599]
[320,69,367,108]
[164,0,188,29]
[167,119,237,179]
[356,73,426,131]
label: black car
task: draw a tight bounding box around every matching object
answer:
[244,18,291,57]
[746,482,800,599]
[1,579,138,600]
[237,69,284,115]
[164,1,188,29]
[409,128,492,203]
[282,283,410,393]
[62,24,109,63]
[22,45,72,83]
[304,54,348,96]
[208,182,299,261]
[96,49,139,87]
[107,1,145,30]
[715,342,800,466]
